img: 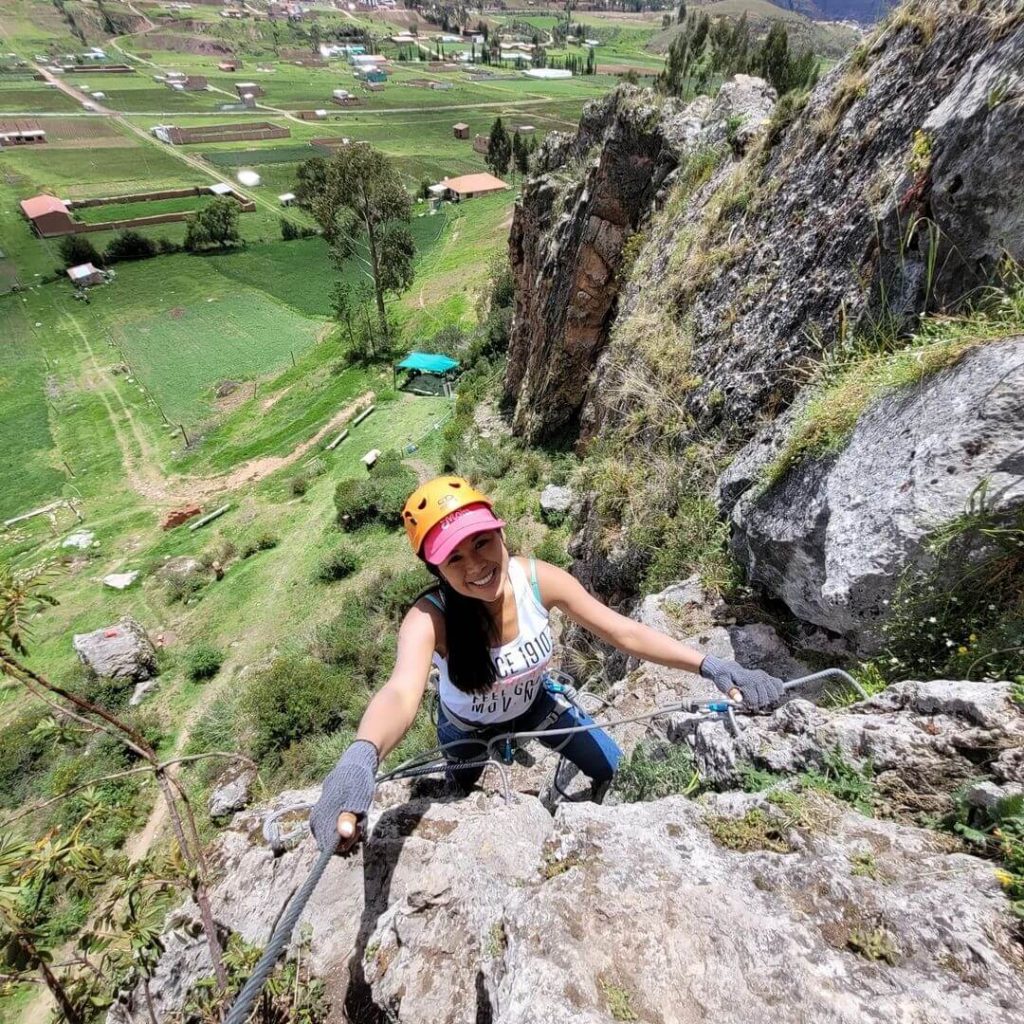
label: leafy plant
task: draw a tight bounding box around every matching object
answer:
[879,482,1024,684]
[612,742,700,803]
[953,791,1024,917]
[313,542,361,583]
[534,527,571,569]
[185,642,224,682]
[799,747,874,816]
[847,925,900,964]
[705,807,793,853]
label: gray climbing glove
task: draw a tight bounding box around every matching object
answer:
[309,739,378,853]
[699,655,785,711]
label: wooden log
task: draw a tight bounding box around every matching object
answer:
[351,404,375,427]
[187,503,231,531]
[4,500,64,527]
[325,428,349,451]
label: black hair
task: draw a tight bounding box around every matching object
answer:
[417,564,498,694]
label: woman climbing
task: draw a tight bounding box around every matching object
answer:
[310,476,786,854]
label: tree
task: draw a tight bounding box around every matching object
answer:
[757,22,790,95]
[486,117,512,178]
[184,197,241,251]
[296,146,414,343]
[105,230,157,262]
[57,235,101,269]
[677,2,687,25]
[309,21,322,56]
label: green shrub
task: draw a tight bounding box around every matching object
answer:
[290,473,310,496]
[242,656,355,763]
[308,600,393,687]
[105,230,157,262]
[799,747,874,815]
[314,542,361,583]
[368,564,435,621]
[612,742,700,803]
[240,531,279,559]
[953,792,1024,917]
[0,708,50,808]
[165,570,206,605]
[334,458,417,530]
[878,491,1024,684]
[534,527,571,568]
[276,727,355,787]
[200,536,237,568]
[186,641,224,682]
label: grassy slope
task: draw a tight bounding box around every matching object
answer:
[0,10,553,1017]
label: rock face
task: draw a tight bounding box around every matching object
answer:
[510,8,1024,448]
[721,336,1024,649]
[118,674,1024,1024]
[72,617,158,682]
[505,79,776,443]
[508,4,1024,626]
[673,678,1024,816]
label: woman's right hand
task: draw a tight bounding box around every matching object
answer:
[309,739,379,854]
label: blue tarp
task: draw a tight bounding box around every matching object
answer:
[397,352,460,374]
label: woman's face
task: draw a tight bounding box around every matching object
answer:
[435,529,508,602]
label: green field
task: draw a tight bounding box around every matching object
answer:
[0,83,82,112]
[0,142,208,198]
[0,298,64,520]
[71,192,217,224]
[0,11,578,1023]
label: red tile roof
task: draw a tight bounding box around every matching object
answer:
[20,194,68,219]
[441,172,508,195]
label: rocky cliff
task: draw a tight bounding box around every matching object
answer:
[506,0,1024,645]
[110,585,1024,1024]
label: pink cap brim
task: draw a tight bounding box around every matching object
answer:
[422,503,505,564]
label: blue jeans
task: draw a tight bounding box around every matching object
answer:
[436,688,622,790]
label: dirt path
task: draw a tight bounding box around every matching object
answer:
[66,310,375,505]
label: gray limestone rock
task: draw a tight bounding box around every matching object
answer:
[72,616,158,682]
[207,766,256,818]
[725,337,1024,649]
[538,483,574,523]
[103,571,139,590]
[127,779,1024,1024]
[62,530,95,550]
[670,679,1024,820]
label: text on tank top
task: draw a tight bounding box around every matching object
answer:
[433,558,553,724]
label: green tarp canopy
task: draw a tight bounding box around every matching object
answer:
[397,352,460,374]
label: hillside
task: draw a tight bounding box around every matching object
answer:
[650,1,864,59]
[1,1,1023,1022]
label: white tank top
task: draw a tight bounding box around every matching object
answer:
[431,558,553,724]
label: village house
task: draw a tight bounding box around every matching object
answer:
[218,60,241,71]
[432,173,508,202]
[235,82,264,98]
[67,262,103,287]
[20,194,75,237]
[0,126,46,146]
[452,122,469,140]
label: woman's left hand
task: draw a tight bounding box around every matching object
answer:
[699,655,786,710]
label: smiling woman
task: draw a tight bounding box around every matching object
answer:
[308,475,790,854]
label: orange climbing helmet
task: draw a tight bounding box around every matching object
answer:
[402,476,504,564]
